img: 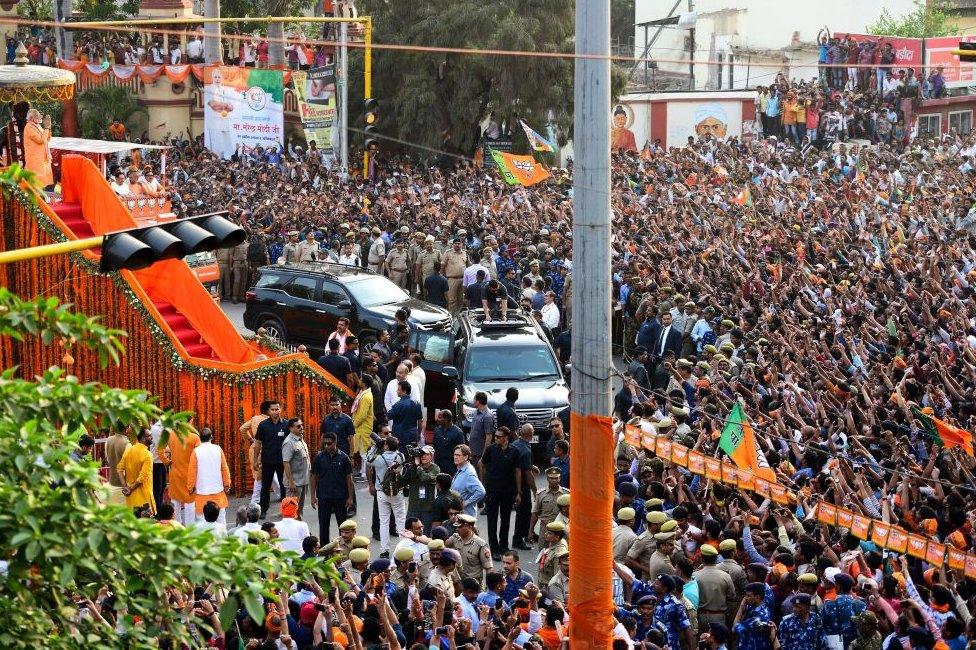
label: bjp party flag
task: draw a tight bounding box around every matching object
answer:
[490,149,551,186]
[719,402,777,483]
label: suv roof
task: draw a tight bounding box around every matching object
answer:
[459,310,547,344]
[267,261,376,282]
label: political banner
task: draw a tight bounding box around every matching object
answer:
[292,65,337,153]
[925,36,976,89]
[204,66,284,159]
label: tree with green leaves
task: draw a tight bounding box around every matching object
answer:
[356,0,578,158]
[0,177,340,645]
[867,0,959,38]
[76,84,147,140]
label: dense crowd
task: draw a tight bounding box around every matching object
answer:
[81,113,976,649]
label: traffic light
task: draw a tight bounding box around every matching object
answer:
[99,214,246,273]
[363,98,379,151]
[953,42,976,62]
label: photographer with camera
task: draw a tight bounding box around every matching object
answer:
[401,444,441,534]
[367,434,407,558]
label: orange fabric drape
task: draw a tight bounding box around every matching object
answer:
[164,65,191,84]
[568,412,615,648]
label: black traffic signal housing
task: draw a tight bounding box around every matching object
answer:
[363,98,379,151]
[954,42,976,62]
[99,213,246,273]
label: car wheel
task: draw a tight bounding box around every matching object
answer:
[260,318,287,346]
[359,331,376,355]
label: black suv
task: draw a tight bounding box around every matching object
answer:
[411,311,569,448]
[244,262,452,354]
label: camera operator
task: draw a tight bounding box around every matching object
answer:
[402,444,440,534]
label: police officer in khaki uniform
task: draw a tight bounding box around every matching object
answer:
[385,239,411,289]
[442,239,468,313]
[647,530,677,578]
[718,538,748,601]
[340,547,371,589]
[529,467,568,548]
[560,263,573,325]
[536,520,568,587]
[416,236,441,298]
[427,547,462,600]
[408,231,426,294]
[216,245,234,300]
[389,546,417,585]
[298,231,320,262]
[626,510,668,575]
[231,238,250,302]
[553,493,570,539]
[694,544,737,629]
[446,513,493,585]
[547,550,570,603]
[367,227,386,273]
[281,231,302,264]
[331,519,359,560]
[612,507,638,562]
[418,538,461,590]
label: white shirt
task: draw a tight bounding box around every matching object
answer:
[233,522,261,541]
[276,516,310,553]
[111,180,131,197]
[657,325,672,355]
[196,521,227,537]
[540,302,560,329]
[186,38,202,59]
[170,47,182,65]
[337,253,360,266]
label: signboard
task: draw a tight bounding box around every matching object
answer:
[292,65,337,153]
[833,33,923,70]
[204,66,285,159]
[925,36,976,89]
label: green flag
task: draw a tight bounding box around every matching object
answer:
[489,148,519,185]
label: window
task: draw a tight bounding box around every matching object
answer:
[255,272,287,290]
[917,114,942,139]
[409,330,453,363]
[321,280,349,306]
[345,276,408,307]
[465,346,560,382]
[949,110,973,136]
[283,276,319,300]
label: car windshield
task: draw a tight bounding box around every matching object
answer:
[410,330,453,364]
[465,346,560,382]
[346,276,409,307]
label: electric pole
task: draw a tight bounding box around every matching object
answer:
[339,20,349,178]
[569,0,614,645]
[203,0,221,64]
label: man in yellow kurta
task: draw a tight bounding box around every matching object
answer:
[117,427,155,515]
[351,376,375,478]
[165,425,201,526]
[186,427,231,525]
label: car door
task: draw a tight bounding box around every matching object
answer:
[279,275,323,347]
[317,280,352,343]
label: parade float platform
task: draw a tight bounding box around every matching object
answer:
[0,154,352,493]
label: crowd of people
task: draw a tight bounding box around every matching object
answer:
[75,109,976,649]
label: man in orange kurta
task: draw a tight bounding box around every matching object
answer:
[186,427,231,525]
[165,427,201,526]
[23,109,53,188]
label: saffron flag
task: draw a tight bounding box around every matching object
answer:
[732,184,753,207]
[490,149,551,186]
[912,407,974,456]
[520,120,555,153]
[718,402,777,483]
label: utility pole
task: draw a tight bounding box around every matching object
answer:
[53,0,73,62]
[203,0,221,64]
[339,20,349,179]
[688,0,696,89]
[569,0,614,645]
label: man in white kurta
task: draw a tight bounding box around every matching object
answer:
[186,428,231,526]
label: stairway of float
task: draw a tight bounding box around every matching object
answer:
[152,300,217,360]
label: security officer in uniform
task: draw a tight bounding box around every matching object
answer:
[694,544,737,630]
[418,538,461,591]
[231,237,250,302]
[537,520,568,587]
[385,239,411,289]
[332,519,359,559]
[216,244,234,301]
[298,231,320,262]
[647,530,677,578]
[530,466,568,548]
[446,513,493,585]
[546,550,570,603]
[281,231,302,263]
[553,493,570,539]
[246,232,269,287]
[340,547,371,588]
[389,546,418,585]
[718,538,748,603]
[367,227,386,273]
[416,236,441,298]
[442,239,469,313]
[408,231,426,295]
[612,506,638,562]
[626,510,668,575]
